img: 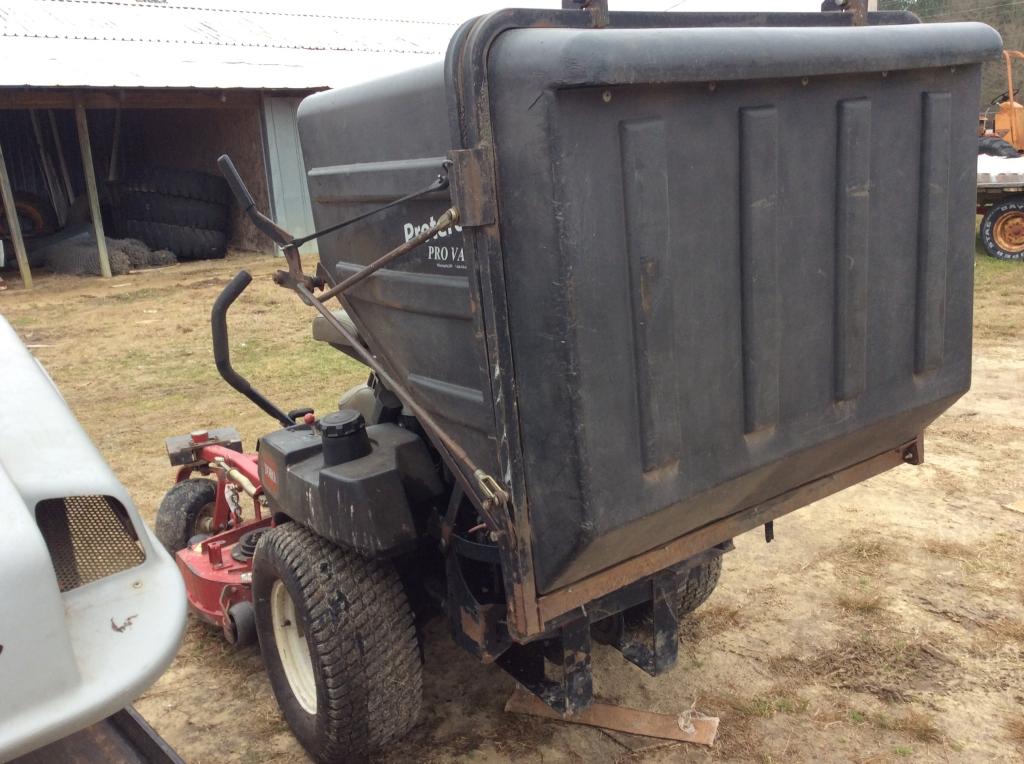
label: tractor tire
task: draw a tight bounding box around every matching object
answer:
[673,555,722,616]
[980,196,1024,260]
[119,189,229,230]
[122,167,231,206]
[121,219,227,261]
[0,192,58,239]
[252,523,421,763]
[154,478,218,554]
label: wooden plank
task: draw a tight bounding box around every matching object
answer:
[505,686,719,747]
[29,109,68,225]
[48,110,75,204]
[75,100,112,279]
[0,142,33,289]
[108,107,122,182]
[0,88,266,111]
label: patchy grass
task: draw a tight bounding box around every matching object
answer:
[784,632,949,703]
[678,602,744,643]
[973,252,1024,342]
[981,617,1024,645]
[872,709,944,743]
[731,691,810,719]
[922,536,1019,591]
[1006,714,1024,751]
[834,590,885,615]
[923,538,983,569]
[827,536,897,577]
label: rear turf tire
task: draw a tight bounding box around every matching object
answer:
[673,555,722,615]
[154,478,217,553]
[252,523,421,763]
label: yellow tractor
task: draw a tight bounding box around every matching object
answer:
[990,50,1024,151]
[978,50,1024,260]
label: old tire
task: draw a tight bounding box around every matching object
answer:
[674,556,722,615]
[980,196,1024,260]
[252,523,421,763]
[121,219,227,260]
[154,478,217,554]
[122,167,231,206]
[0,192,58,239]
[119,189,228,230]
[978,135,1021,158]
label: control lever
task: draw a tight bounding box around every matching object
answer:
[217,155,293,248]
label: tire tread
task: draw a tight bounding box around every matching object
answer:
[254,524,421,762]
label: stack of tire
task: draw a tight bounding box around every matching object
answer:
[115,168,231,260]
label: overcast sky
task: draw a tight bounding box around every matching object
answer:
[222,0,823,21]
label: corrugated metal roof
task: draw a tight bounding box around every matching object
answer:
[0,0,455,90]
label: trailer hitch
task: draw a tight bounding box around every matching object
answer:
[216,155,512,533]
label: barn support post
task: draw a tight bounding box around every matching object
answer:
[74,98,112,279]
[0,140,33,289]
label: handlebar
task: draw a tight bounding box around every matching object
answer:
[211,270,294,428]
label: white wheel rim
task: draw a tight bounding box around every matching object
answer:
[270,579,317,714]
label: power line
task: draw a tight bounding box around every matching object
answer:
[919,0,1024,18]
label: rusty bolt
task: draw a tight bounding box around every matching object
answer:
[190,429,210,444]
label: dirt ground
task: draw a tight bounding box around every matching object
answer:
[2,249,1022,763]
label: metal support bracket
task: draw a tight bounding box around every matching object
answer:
[448,148,496,227]
[497,613,594,715]
[603,572,680,677]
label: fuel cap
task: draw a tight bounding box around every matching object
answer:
[320,409,365,438]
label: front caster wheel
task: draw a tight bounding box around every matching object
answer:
[154,478,217,554]
[252,523,421,762]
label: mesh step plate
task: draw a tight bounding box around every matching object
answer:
[36,496,146,592]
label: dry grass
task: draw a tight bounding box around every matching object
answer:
[727,688,810,719]
[923,538,983,569]
[787,632,948,703]
[872,709,944,743]
[826,536,897,580]
[678,603,744,643]
[1005,714,1024,751]
[981,617,1024,645]
[834,590,885,615]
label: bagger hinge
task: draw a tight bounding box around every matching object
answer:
[448,147,497,227]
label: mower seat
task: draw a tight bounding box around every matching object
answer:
[312,309,360,350]
[338,383,380,424]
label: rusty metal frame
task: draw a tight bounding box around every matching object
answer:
[535,439,918,625]
[444,6,920,640]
